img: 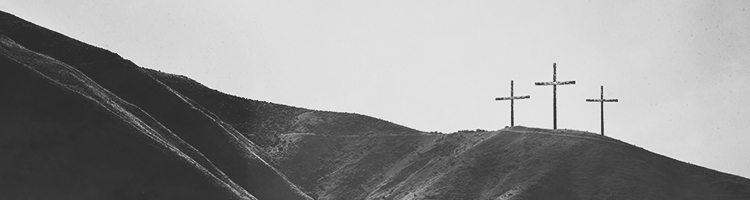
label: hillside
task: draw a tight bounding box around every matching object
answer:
[0,11,310,200]
[141,63,750,199]
[274,127,750,199]
[143,68,422,153]
[2,9,750,200]
[0,35,253,199]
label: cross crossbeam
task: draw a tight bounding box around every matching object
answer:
[586,85,618,135]
[534,63,575,129]
[495,96,530,101]
[495,80,530,127]
[587,99,618,102]
[535,80,576,86]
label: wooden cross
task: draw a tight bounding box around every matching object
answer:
[495,80,530,127]
[586,85,618,136]
[534,63,575,129]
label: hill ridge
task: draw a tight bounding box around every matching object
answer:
[2,9,750,200]
[141,67,423,148]
[0,10,311,200]
[0,34,254,200]
[272,126,750,199]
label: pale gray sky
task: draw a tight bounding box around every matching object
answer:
[3,0,749,178]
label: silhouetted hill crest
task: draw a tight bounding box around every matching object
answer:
[273,126,750,199]
[0,35,256,199]
[142,68,422,147]
[1,10,312,200]
[0,11,120,65]
[3,9,750,200]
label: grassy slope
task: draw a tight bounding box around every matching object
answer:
[144,68,422,148]
[275,127,750,200]
[4,9,749,200]
[132,66,750,199]
[83,17,750,200]
[0,11,311,200]
[0,35,253,200]
[75,58,311,200]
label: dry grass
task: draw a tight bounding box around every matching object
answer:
[273,127,750,200]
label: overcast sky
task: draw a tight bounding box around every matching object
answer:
[3,0,749,178]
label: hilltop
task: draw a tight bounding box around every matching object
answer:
[272,127,750,199]
[1,10,750,200]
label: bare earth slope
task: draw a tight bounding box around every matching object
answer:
[0,11,310,200]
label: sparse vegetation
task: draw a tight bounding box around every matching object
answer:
[453,129,488,134]
[148,68,422,151]
[4,9,750,200]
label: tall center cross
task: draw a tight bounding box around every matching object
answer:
[534,63,575,129]
[586,85,618,136]
[495,80,530,127]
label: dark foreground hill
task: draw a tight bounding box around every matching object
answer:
[2,10,750,200]
[0,11,310,200]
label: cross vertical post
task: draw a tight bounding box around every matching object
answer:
[535,63,576,129]
[553,63,557,129]
[586,85,618,135]
[511,80,514,126]
[496,80,530,127]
